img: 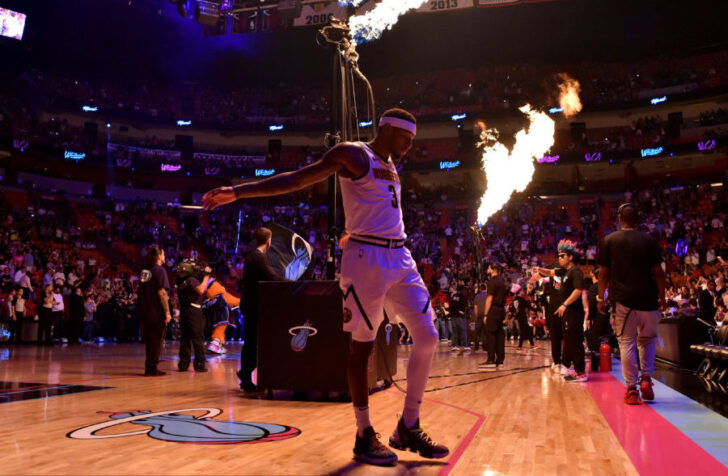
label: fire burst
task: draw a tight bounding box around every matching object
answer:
[556,73,582,118]
[476,106,555,226]
[346,0,428,44]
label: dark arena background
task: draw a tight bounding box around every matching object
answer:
[1,0,727,474]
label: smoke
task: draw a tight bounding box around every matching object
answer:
[475,105,555,226]
[556,73,582,118]
[346,0,428,44]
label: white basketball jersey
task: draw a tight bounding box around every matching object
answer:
[340,142,406,240]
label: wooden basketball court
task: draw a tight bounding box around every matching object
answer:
[1,342,725,475]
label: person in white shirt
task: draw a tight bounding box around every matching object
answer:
[54,270,66,286]
[7,288,20,344]
[706,248,717,264]
[52,287,65,342]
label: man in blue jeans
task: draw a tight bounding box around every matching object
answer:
[597,203,666,405]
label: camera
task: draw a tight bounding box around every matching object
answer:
[176,259,212,284]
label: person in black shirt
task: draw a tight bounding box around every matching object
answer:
[698,280,717,324]
[586,268,610,371]
[68,286,85,345]
[177,261,212,373]
[534,239,588,382]
[138,246,171,376]
[449,285,468,352]
[529,264,564,371]
[238,228,287,392]
[472,283,488,353]
[511,287,534,349]
[597,204,666,404]
[479,263,507,370]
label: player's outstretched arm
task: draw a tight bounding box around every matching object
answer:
[202,143,365,210]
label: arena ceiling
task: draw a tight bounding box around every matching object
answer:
[1,0,726,87]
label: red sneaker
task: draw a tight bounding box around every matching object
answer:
[640,376,655,401]
[624,387,643,405]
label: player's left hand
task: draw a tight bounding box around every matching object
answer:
[202,186,236,211]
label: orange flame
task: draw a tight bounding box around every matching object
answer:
[556,73,582,118]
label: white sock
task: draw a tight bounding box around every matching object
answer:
[354,406,371,436]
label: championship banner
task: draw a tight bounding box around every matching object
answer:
[265,222,314,281]
[476,0,520,6]
[416,0,475,13]
[293,1,348,27]
[477,0,560,6]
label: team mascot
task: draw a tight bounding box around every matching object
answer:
[203,278,242,354]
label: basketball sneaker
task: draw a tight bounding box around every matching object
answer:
[353,427,398,466]
[144,369,166,376]
[564,372,588,382]
[624,387,643,405]
[389,416,449,459]
[640,375,655,401]
[207,339,223,354]
[478,361,497,371]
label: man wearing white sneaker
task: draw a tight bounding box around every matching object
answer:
[597,204,665,404]
[533,240,587,382]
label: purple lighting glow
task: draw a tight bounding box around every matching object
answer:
[698,140,716,151]
[585,152,602,162]
[538,155,560,164]
[161,164,182,172]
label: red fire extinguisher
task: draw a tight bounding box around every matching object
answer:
[599,340,612,372]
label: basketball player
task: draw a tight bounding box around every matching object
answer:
[203,109,448,466]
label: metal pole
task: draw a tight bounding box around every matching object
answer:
[235,209,242,255]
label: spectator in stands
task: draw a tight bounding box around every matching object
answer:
[51,286,65,342]
[38,285,54,345]
[4,288,19,343]
[14,267,32,297]
[83,293,96,342]
[68,285,85,345]
[698,279,718,324]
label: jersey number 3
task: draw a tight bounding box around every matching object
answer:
[388,185,399,209]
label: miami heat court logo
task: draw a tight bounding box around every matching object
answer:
[67,408,300,444]
[288,320,318,352]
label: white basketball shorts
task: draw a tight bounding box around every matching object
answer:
[340,240,436,342]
